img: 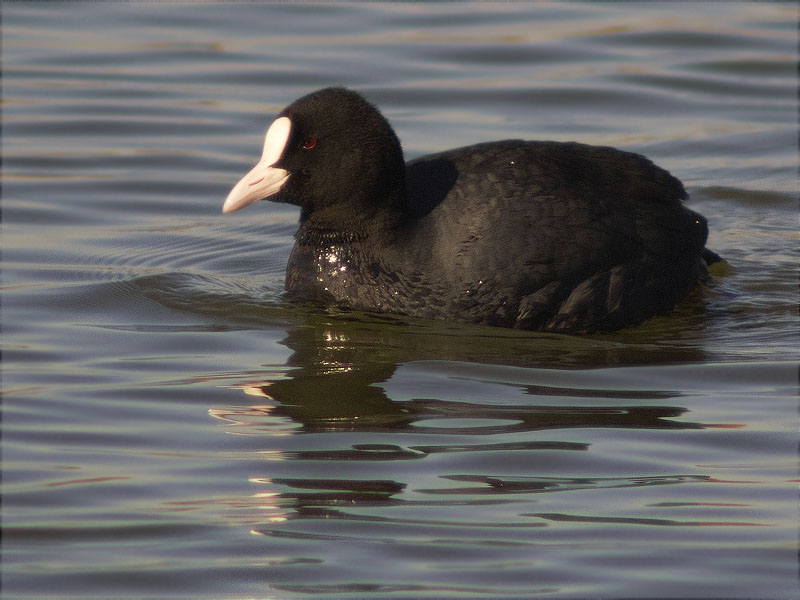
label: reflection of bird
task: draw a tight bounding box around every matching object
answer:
[224,87,721,332]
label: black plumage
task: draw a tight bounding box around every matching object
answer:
[224,87,720,332]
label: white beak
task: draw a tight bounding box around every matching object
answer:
[222,116,292,214]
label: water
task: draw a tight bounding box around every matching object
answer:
[2,2,798,598]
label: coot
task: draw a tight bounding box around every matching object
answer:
[223,87,720,332]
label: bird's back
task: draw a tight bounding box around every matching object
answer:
[399,140,709,330]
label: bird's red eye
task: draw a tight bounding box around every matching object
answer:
[302,137,317,150]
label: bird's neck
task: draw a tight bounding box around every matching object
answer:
[295,189,406,247]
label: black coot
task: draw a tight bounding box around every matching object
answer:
[223,87,720,332]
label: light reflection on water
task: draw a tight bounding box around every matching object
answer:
[2,2,797,598]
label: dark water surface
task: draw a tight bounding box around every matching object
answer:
[2,2,798,598]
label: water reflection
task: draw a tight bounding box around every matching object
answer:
[208,316,735,536]
[212,315,709,435]
[530,512,769,528]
